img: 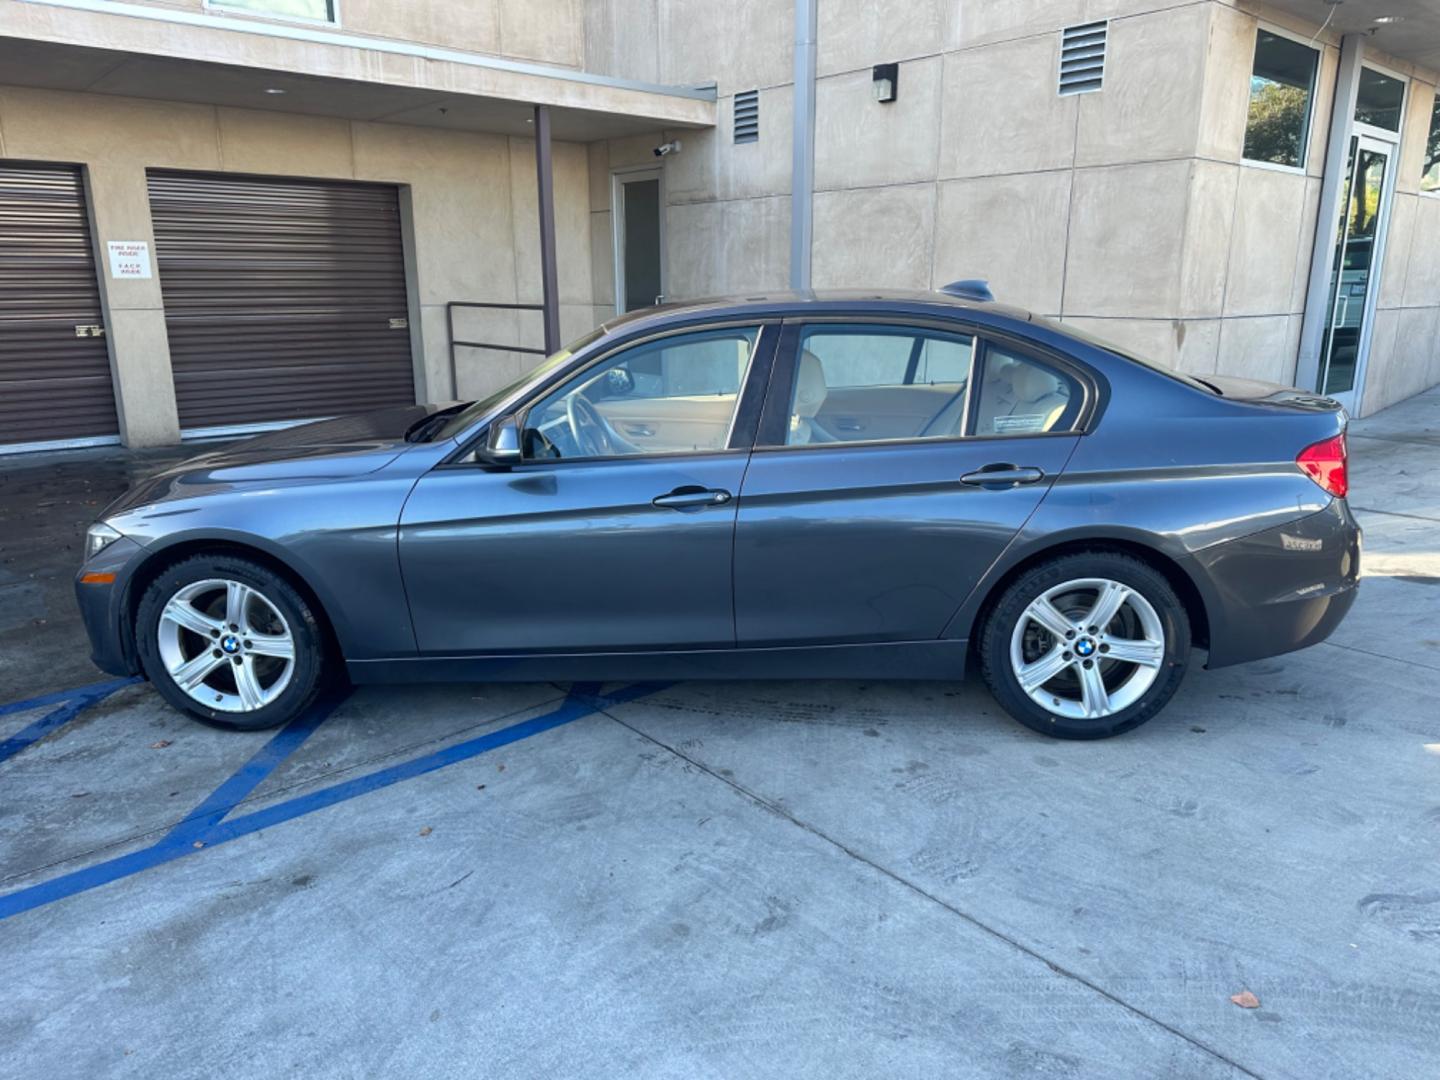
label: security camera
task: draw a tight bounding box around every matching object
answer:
[653,140,682,158]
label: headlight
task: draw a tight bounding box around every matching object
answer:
[84,522,123,561]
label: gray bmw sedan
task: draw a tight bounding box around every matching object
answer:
[76,286,1360,739]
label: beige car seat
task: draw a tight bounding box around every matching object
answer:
[789,350,837,444]
[978,356,1069,434]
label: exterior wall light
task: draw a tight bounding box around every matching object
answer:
[872,63,898,104]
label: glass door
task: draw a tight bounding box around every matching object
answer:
[612,168,665,313]
[1317,134,1393,409]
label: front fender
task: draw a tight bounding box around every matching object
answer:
[106,473,423,661]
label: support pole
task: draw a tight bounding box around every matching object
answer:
[1295,33,1364,395]
[534,104,562,354]
[790,0,817,292]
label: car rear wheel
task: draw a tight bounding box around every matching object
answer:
[979,552,1191,739]
[136,554,329,731]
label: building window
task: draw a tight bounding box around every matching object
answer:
[1423,94,1440,194]
[1242,30,1319,170]
[1354,67,1406,133]
[208,0,337,23]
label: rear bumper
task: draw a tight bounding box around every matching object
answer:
[74,536,145,678]
[1192,499,1361,669]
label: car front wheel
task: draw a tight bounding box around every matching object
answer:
[136,554,329,731]
[979,552,1191,739]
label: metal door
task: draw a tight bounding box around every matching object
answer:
[147,171,415,433]
[734,323,1081,646]
[0,162,117,451]
[612,168,665,313]
[1316,135,1396,413]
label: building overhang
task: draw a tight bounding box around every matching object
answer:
[0,0,716,140]
[1255,0,1440,74]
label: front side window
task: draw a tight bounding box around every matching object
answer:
[972,345,1079,436]
[209,0,336,23]
[785,326,976,445]
[521,327,758,460]
[1243,30,1319,169]
[1355,67,1406,133]
[1424,93,1440,194]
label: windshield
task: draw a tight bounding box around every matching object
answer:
[428,327,606,442]
[1034,315,1219,394]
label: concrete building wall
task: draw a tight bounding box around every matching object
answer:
[583,0,795,315]
[583,0,1440,415]
[0,85,595,442]
[122,0,587,68]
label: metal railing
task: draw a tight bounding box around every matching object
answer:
[446,300,550,398]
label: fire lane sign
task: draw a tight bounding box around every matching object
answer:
[106,241,152,280]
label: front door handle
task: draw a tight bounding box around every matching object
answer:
[959,464,1045,489]
[653,486,732,510]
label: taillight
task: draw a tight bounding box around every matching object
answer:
[1297,432,1348,498]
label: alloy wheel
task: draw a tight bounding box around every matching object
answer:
[1008,577,1166,721]
[155,578,296,712]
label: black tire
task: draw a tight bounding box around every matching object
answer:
[136,554,330,731]
[979,551,1191,740]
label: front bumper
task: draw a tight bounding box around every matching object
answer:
[74,535,146,678]
[1192,498,1361,669]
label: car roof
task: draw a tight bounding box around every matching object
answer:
[598,289,1035,336]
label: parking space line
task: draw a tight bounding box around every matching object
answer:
[202,682,664,846]
[0,676,141,718]
[163,689,348,846]
[0,677,142,765]
[0,681,663,924]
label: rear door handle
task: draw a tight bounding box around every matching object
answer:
[959,465,1045,489]
[653,486,732,509]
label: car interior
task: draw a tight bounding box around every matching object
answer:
[518,325,1075,460]
[522,330,755,458]
[787,332,1074,444]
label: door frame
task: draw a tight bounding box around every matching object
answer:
[610,165,667,315]
[1318,130,1400,414]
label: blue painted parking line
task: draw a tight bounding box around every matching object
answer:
[0,676,141,718]
[204,681,662,845]
[0,677,142,765]
[0,682,663,923]
[163,689,346,846]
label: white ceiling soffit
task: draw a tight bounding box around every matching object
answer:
[2,0,717,137]
[1259,0,1440,73]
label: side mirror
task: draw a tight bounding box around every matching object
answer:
[484,415,522,463]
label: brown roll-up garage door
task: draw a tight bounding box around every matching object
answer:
[147,171,415,430]
[0,162,118,449]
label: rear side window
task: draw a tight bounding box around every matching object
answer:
[972,344,1080,436]
[786,325,976,445]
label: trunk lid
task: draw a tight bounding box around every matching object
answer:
[1198,374,1344,414]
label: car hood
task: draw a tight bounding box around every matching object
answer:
[102,403,456,517]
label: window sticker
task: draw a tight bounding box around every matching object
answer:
[992,413,1048,434]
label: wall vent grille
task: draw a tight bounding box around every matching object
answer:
[1059,21,1107,95]
[734,90,760,143]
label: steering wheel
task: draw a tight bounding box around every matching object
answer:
[565,392,614,457]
